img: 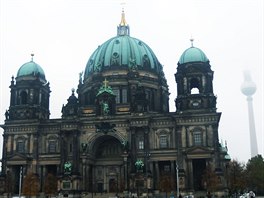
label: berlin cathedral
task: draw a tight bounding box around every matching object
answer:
[0,11,230,197]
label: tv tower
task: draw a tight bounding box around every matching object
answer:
[241,70,258,158]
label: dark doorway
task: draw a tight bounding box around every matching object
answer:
[97,183,103,194]
[192,159,206,190]
[109,178,116,193]
[12,166,22,194]
[46,165,57,175]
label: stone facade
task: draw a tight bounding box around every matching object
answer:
[0,12,230,197]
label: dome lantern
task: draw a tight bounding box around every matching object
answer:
[117,9,130,36]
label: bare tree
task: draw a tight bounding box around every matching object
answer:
[22,171,40,197]
[226,160,246,196]
[202,163,219,194]
[159,171,175,198]
[44,173,58,198]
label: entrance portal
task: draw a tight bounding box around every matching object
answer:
[109,178,117,193]
[192,159,206,190]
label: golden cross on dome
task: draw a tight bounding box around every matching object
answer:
[103,78,109,88]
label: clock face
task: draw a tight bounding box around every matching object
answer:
[192,101,200,108]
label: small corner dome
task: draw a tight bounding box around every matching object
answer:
[17,58,46,80]
[178,46,209,64]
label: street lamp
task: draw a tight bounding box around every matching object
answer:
[176,163,179,198]
[19,166,23,198]
[145,152,150,198]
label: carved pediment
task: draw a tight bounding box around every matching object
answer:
[186,146,212,155]
[7,152,31,162]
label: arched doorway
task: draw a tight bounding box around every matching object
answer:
[109,178,117,193]
[91,134,124,193]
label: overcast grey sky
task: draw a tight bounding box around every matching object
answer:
[0,0,263,163]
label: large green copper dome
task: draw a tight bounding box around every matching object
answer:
[84,11,162,79]
[179,46,209,64]
[17,55,46,80]
[84,35,162,78]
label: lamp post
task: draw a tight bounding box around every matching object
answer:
[145,151,150,198]
[176,163,179,198]
[19,166,22,198]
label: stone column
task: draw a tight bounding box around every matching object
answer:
[73,132,79,173]
[124,155,128,190]
[171,160,175,180]
[149,162,154,190]
[144,127,150,175]
[82,159,86,191]
[130,127,136,173]
[187,160,193,189]
[86,165,91,192]
[154,161,159,189]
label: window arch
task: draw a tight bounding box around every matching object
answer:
[190,78,200,94]
[156,129,170,149]
[47,135,58,153]
[138,136,144,150]
[20,91,28,104]
[113,87,128,104]
[192,128,203,146]
[160,135,168,148]
[16,136,26,153]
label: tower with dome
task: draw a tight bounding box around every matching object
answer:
[0,11,230,197]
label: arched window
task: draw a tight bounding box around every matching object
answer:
[20,91,28,104]
[193,130,202,146]
[113,88,128,104]
[113,89,120,104]
[121,88,127,103]
[160,135,168,148]
[48,140,57,153]
[191,88,199,94]
[190,78,200,94]
[138,136,144,150]
[16,137,26,153]
[47,136,58,153]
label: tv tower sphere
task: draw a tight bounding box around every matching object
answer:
[241,71,257,96]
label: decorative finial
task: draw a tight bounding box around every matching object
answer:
[190,37,194,47]
[79,71,83,83]
[31,53,34,61]
[71,88,75,95]
[117,5,130,36]
[120,8,127,26]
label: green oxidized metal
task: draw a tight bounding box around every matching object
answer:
[84,35,162,79]
[17,60,46,79]
[179,46,209,64]
[96,80,115,97]
[135,159,144,170]
[64,161,72,173]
